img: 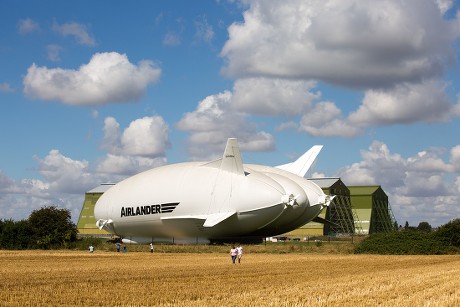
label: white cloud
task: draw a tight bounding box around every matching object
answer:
[99,116,169,175]
[221,0,460,88]
[450,145,460,172]
[23,52,161,105]
[0,114,170,220]
[299,101,361,137]
[337,141,460,226]
[194,15,215,44]
[52,21,96,46]
[436,0,454,14]
[349,80,452,126]
[96,154,166,176]
[47,44,63,62]
[232,78,319,116]
[18,18,39,34]
[121,117,170,157]
[103,116,169,157]
[0,150,103,222]
[216,1,460,139]
[176,90,275,159]
[36,149,95,194]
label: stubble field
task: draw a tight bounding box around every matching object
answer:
[0,250,459,306]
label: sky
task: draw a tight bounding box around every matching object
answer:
[1,0,460,227]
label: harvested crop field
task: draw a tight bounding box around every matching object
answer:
[0,250,459,306]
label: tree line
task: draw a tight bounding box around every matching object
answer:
[0,206,77,249]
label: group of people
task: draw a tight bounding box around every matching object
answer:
[229,244,243,264]
[115,242,127,253]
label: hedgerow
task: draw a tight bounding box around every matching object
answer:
[355,218,460,255]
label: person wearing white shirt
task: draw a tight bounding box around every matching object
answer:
[230,246,238,264]
[236,244,243,264]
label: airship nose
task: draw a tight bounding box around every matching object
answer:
[94,196,109,221]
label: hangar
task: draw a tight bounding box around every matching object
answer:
[348,185,397,235]
[76,184,113,237]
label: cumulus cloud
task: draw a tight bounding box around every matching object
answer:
[18,18,39,34]
[52,21,96,46]
[47,44,63,62]
[194,15,214,44]
[36,150,96,194]
[436,0,454,14]
[23,52,161,105]
[96,154,166,176]
[221,0,460,89]
[216,1,460,139]
[337,141,460,226]
[349,80,452,126]
[99,116,169,175]
[232,78,319,116]
[103,116,170,157]
[0,150,104,221]
[0,114,170,221]
[176,90,275,159]
[299,101,361,137]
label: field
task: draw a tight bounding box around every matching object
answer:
[0,249,459,306]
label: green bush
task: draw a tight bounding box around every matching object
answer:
[432,219,460,248]
[355,219,460,255]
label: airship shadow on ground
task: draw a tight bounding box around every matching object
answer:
[95,138,335,244]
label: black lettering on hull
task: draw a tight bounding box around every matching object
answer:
[120,202,179,218]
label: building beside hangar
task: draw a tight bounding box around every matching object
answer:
[348,185,397,235]
[76,184,114,237]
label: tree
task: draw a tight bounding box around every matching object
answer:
[434,218,460,248]
[28,206,77,249]
[404,221,409,230]
[0,219,32,249]
[417,221,432,232]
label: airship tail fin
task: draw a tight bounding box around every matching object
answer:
[221,138,245,175]
[203,138,245,175]
[276,145,323,177]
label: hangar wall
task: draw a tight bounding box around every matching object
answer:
[76,184,114,237]
[348,185,397,235]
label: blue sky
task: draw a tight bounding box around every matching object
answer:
[1,0,460,227]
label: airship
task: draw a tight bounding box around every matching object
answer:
[95,138,334,244]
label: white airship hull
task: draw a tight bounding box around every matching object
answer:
[94,138,333,243]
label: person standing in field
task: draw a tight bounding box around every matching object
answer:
[236,244,243,264]
[116,242,121,252]
[89,245,94,253]
[150,243,154,253]
[230,245,238,264]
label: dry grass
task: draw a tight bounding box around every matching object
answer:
[0,250,459,306]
